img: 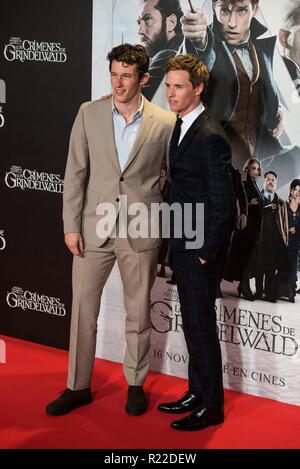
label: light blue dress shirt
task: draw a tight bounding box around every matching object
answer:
[263,190,274,202]
[112,98,144,172]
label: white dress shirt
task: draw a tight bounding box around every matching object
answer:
[178,103,205,145]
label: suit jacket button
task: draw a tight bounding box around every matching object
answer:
[116,197,119,202]
[120,177,124,182]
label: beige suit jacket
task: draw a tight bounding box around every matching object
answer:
[63,97,175,252]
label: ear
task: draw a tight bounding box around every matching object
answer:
[140,72,150,87]
[252,2,260,17]
[166,13,177,34]
[278,28,289,50]
[195,82,204,97]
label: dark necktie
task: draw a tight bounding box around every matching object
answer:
[229,42,250,53]
[169,116,183,162]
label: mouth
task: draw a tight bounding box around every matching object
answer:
[225,31,238,36]
[139,35,149,45]
[224,31,239,40]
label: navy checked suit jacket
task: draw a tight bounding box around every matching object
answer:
[169,109,234,262]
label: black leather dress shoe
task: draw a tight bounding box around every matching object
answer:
[264,296,277,303]
[46,388,92,416]
[237,283,254,301]
[157,391,202,414]
[171,407,224,431]
[253,292,263,300]
[126,386,147,416]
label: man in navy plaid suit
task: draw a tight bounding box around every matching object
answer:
[158,54,234,431]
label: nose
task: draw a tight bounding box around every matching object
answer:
[116,76,123,87]
[228,11,237,29]
[167,87,175,98]
[138,21,146,35]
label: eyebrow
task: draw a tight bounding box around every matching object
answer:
[165,82,184,87]
[220,5,249,11]
[138,13,152,21]
[111,71,135,76]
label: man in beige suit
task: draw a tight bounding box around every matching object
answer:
[46,43,174,417]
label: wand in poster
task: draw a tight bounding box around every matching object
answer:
[188,0,195,13]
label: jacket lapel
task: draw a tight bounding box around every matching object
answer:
[122,98,155,174]
[171,110,210,166]
[98,97,121,173]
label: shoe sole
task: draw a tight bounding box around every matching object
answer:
[171,419,224,431]
[125,406,147,416]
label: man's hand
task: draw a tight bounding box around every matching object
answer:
[199,257,207,265]
[65,232,84,256]
[272,107,285,138]
[181,7,208,49]
[237,213,247,230]
[99,93,113,101]
[249,198,258,205]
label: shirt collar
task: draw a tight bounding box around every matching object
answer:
[180,103,205,127]
[263,190,274,198]
[112,96,144,119]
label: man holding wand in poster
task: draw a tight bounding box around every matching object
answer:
[181,0,286,171]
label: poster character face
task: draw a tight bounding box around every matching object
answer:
[288,25,300,64]
[248,162,260,178]
[279,0,300,67]
[110,60,148,104]
[137,0,166,56]
[279,24,300,65]
[213,0,259,45]
[290,185,300,201]
[292,25,300,49]
[264,173,277,193]
[165,69,203,117]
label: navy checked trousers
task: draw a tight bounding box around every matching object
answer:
[173,250,224,409]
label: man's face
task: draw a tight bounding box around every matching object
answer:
[289,25,300,63]
[279,23,300,66]
[213,0,259,45]
[137,0,167,57]
[264,174,277,193]
[166,70,203,117]
[110,60,147,105]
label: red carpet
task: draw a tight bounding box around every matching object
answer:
[1,335,300,449]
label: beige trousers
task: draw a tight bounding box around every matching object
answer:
[67,237,159,390]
